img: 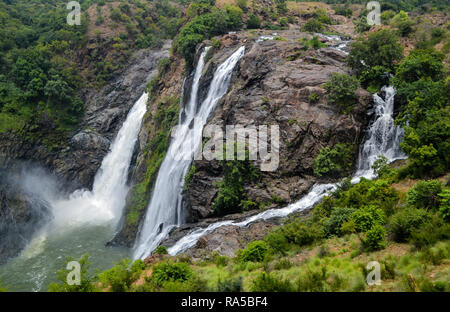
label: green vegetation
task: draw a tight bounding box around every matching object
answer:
[175,3,244,67]
[313,143,353,178]
[324,73,360,112]
[98,259,145,292]
[213,147,259,215]
[124,96,180,229]
[348,30,404,82]
[48,254,97,292]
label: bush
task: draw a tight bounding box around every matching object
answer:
[238,241,269,262]
[349,205,386,232]
[296,266,328,291]
[406,180,443,210]
[308,92,319,104]
[265,232,289,254]
[98,259,145,292]
[410,215,450,249]
[438,189,450,222]
[302,18,324,32]
[313,143,353,178]
[388,208,432,242]
[151,261,193,286]
[391,11,414,37]
[155,245,168,255]
[323,207,356,237]
[324,73,360,112]
[48,254,96,292]
[247,14,261,29]
[362,224,386,251]
[347,30,403,78]
[217,276,243,292]
[279,221,324,246]
[372,155,393,178]
[251,272,294,292]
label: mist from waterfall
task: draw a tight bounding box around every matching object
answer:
[0,92,148,291]
[134,46,246,259]
[167,86,406,256]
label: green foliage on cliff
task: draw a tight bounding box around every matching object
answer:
[347,30,404,79]
[324,73,360,112]
[175,4,243,67]
[313,143,353,178]
[213,147,260,215]
[394,49,449,178]
[125,96,180,228]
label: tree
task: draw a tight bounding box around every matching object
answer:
[347,30,404,77]
[314,143,353,178]
[247,14,261,29]
[324,73,360,112]
[48,254,97,292]
[391,11,414,37]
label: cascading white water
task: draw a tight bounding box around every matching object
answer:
[51,92,149,228]
[167,86,406,256]
[134,46,246,259]
[353,86,406,181]
[0,92,148,291]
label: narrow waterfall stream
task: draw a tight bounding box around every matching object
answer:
[167,86,406,256]
[134,46,246,259]
[0,93,148,291]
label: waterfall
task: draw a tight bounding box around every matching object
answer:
[167,86,406,255]
[134,46,246,259]
[51,92,149,228]
[0,92,148,291]
[353,86,406,182]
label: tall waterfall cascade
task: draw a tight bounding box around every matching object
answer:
[167,85,406,255]
[134,46,246,259]
[0,92,149,291]
[52,92,149,227]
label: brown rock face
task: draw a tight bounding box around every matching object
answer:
[184,33,372,223]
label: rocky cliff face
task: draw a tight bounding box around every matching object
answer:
[0,42,171,192]
[0,43,171,262]
[184,31,372,223]
[112,29,373,253]
[0,169,52,264]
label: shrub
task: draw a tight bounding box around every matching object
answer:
[406,180,443,210]
[279,17,289,28]
[362,224,386,251]
[302,18,324,33]
[98,259,145,292]
[296,266,328,291]
[217,276,243,292]
[313,143,353,178]
[48,254,96,292]
[372,155,393,178]
[279,221,324,246]
[410,216,450,249]
[155,245,168,255]
[391,11,414,37]
[247,14,261,29]
[438,189,450,221]
[347,30,403,77]
[151,261,193,286]
[308,92,319,103]
[324,73,360,112]
[265,232,289,254]
[349,205,386,232]
[388,208,432,242]
[238,241,268,262]
[251,272,294,292]
[323,207,356,237]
